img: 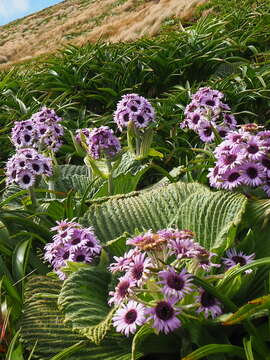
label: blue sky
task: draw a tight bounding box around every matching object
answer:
[0,0,64,26]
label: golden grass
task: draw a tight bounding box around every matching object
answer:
[0,0,208,68]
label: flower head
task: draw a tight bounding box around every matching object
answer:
[146,297,181,334]
[108,275,136,305]
[196,288,222,318]
[6,148,52,189]
[44,221,101,279]
[113,301,146,336]
[158,267,193,299]
[222,248,255,274]
[114,93,155,131]
[87,126,121,160]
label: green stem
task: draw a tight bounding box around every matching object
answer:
[28,187,38,210]
[106,159,113,196]
[135,137,141,157]
[48,179,56,199]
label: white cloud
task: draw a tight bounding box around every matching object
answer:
[0,0,30,19]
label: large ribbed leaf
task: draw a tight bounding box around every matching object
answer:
[82,182,247,253]
[58,267,113,344]
[82,182,206,243]
[21,275,138,360]
[176,191,247,253]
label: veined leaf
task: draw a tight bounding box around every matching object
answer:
[21,276,140,360]
[82,182,247,255]
[181,344,245,360]
[58,267,113,344]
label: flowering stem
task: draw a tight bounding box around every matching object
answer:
[136,137,141,157]
[106,159,113,196]
[29,187,38,210]
[48,179,56,199]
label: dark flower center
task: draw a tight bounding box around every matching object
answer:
[20,161,25,167]
[44,164,49,171]
[204,127,212,137]
[219,129,227,138]
[155,301,174,321]
[40,128,46,135]
[124,309,137,324]
[17,138,21,144]
[228,172,240,182]
[205,99,215,106]
[123,114,129,122]
[262,157,270,169]
[246,167,258,179]
[22,174,31,184]
[86,240,94,247]
[63,251,69,260]
[76,254,85,262]
[192,114,200,124]
[224,154,237,165]
[224,114,232,123]
[137,115,145,124]
[61,231,67,238]
[26,154,32,158]
[231,255,246,266]
[200,291,216,307]
[26,125,33,130]
[167,273,184,291]
[11,170,16,178]
[131,264,144,280]
[131,106,138,112]
[72,238,80,245]
[247,144,259,154]
[32,163,40,172]
[55,127,60,134]
[24,134,31,142]
[118,281,130,297]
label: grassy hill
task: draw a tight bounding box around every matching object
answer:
[0,0,206,66]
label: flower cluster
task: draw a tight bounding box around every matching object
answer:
[114,93,155,131]
[87,126,121,160]
[5,148,52,189]
[208,124,270,195]
[180,87,237,142]
[11,106,64,152]
[109,229,255,337]
[44,220,102,280]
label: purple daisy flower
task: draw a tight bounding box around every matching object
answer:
[108,276,136,305]
[44,220,101,279]
[127,253,153,285]
[109,249,139,273]
[114,93,155,131]
[222,248,255,274]
[245,136,265,161]
[112,301,146,336]
[146,297,181,334]
[241,162,265,187]
[221,168,243,190]
[158,267,193,299]
[87,126,121,160]
[196,288,222,319]
[5,148,53,189]
[198,120,215,143]
[168,238,201,260]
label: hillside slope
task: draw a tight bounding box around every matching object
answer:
[0,0,206,66]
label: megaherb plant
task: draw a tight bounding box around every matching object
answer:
[1,88,270,360]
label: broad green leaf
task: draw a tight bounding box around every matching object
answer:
[82,182,206,243]
[176,191,247,253]
[58,267,113,344]
[82,182,247,255]
[21,276,139,360]
[181,344,245,360]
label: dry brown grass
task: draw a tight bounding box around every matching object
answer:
[0,0,208,67]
